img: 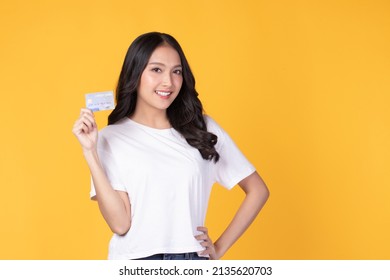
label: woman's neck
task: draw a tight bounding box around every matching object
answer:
[130,109,171,129]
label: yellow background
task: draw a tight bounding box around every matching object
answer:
[1,0,389,259]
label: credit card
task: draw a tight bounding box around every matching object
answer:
[85,91,115,112]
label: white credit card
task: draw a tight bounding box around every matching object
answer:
[85,91,115,112]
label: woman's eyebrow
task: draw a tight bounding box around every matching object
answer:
[148,62,182,68]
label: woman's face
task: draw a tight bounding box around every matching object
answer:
[136,44,183,114]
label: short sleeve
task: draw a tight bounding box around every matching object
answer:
[90,135,127,199]
[206,116,256,190]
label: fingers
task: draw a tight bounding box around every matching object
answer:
[195,226,215,256]
[195,226,209,241]
[80,108,94,116]
[195,226,209,240]
[72,108,97,135]
[79,108,95,126]
[196,238,213,248]
[199,240,215,256]
[194,233,208,241]
[197,226,208,233]
[199,241,210,247]
[73,118,93,135]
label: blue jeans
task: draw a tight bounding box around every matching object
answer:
[133,252,209,260]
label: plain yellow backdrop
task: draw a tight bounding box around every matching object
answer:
[0,0,389,259]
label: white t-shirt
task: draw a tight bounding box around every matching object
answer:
[90,115,255,260]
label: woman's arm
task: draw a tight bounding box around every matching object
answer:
[73,108,131,235]
[196,171,269,259]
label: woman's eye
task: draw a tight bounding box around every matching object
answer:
[174,69,182,75]
[152,68,162,73]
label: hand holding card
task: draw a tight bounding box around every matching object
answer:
[72,108,98,151]
[85,91,115,112]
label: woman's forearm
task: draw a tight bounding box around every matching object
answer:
[84,149,131,235]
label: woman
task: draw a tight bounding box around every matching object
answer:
[72,32,269,260]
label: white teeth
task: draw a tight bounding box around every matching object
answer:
[155,91,171,97]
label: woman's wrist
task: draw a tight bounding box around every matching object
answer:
[82,148,99,163]
[211,242,225,260]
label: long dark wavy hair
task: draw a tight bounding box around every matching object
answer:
[108,32,219,162]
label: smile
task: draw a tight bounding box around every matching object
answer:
[155,90,172,97]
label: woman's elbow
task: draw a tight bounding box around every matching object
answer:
[253,182,269,205]
[250,173,270,201]
[111,221,131,236]
[263,186,270,202]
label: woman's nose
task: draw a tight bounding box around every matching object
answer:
[162,72,173,87]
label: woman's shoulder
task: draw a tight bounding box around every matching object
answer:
[99,118,129,133]
[204,114,222,130]
[97,118,131,144]
[203,114,230,150]
[96,118,130,153]
[203,114,226,138]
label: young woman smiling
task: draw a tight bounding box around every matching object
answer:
[72,32,269,260]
